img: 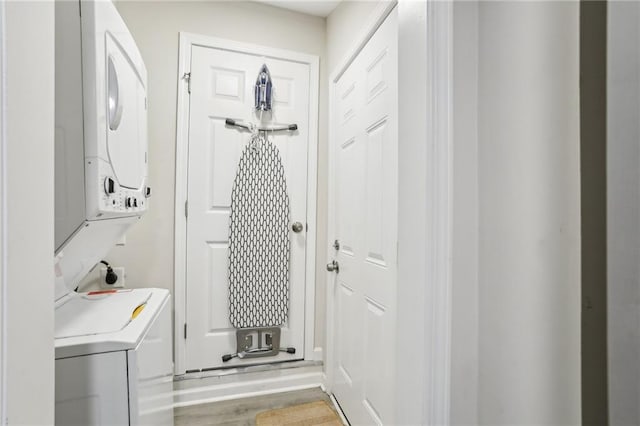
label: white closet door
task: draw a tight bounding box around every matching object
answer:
[330,7,398,425]
[184,44,310,370]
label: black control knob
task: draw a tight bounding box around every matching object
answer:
[126,197,133,208]
[104,177,116,195]
[133,198,138,208]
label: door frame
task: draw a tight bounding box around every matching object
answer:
[0,0,5,419]
[174,33,319,375]
[326,1,454,424]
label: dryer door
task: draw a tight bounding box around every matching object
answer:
[105,33,147,190]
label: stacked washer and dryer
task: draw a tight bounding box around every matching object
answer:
[54,1,173,425]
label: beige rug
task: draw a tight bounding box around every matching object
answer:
[255,400,343,426]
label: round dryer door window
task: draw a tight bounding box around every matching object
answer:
[105,33,147,190]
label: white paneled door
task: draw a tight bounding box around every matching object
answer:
[329,8,398,425]
[184,44,311,371]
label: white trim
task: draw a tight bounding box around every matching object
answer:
[320,372,328,391]
[397,1,454,423]
[0,1,6,422]
[173,369,323,408]
[324,0,397,397]
[312,346,323,362]
[174,32,319,374]
[173,32,190,376]
[423,1,453,424]
[304,46,320,372]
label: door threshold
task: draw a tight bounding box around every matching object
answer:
[175,359,322,381]
[173,360,324,407]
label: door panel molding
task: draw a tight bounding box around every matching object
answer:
[174,33,319,375]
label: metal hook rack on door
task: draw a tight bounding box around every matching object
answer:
[225,118,298,134]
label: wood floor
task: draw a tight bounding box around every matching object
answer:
[174,387,337,426]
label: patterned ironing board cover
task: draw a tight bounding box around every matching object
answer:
[228,137,290,328]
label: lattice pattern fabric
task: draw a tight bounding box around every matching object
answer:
[228,135,290,328]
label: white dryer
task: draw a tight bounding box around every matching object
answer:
[55,0,150,297]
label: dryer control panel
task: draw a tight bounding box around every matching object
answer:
[97,170,149,216]
[102,176,149,211]
[86,156,149,219]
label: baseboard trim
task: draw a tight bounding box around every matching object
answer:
[313,346,324,362]
[173,366,324,408]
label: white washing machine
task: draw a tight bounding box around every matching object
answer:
[54,1,173,425]
[55,288,173,426]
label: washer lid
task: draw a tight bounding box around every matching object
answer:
[55,289,152,339]
[54,288,170,359]
[54,217,139,302]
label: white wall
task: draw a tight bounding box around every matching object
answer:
[451,1,479,424]
[326,0,388,72]
[395,2,431,423]
[607,2,640,424]
[1,4,5,419]
[78,1,327,348]
[3,1,55,424]
[476,2,581,424]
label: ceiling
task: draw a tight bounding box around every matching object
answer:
[255,0,341,17]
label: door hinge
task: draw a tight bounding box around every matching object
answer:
[184,323,187,339]
[184,72,191,94]
[184,200,188,218]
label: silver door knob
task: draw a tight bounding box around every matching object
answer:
[292,222,304,233]
[326,260,339,273]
